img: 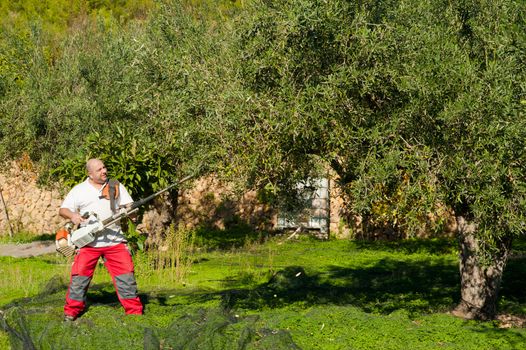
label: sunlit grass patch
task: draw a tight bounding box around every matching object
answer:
[261,305,526,350]
[0,232,55,244]
[1,236,526,349]
[0,255,70,305]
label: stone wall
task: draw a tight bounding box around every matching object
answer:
[0,165,282,237]
[0,162,349,238]
[139,176,276,236]
[0,162,64,236]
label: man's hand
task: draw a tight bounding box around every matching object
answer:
[124,203,138,223]
[70,212,87,226]
[59,208,87,225]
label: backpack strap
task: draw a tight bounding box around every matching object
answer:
[108,179,120,213]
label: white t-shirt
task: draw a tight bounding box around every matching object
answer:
[60,178,134,247]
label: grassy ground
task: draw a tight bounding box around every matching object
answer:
[1,232,526,349]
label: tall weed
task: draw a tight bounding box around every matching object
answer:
[215,237,277,291]
[137,225,195,286]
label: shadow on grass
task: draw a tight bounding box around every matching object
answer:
[500,256,526,314]
[85,284,161,313]
[353,238,458,255]
[86,283,121,307]
[193,224,268,250]
[192,255,526,319]
[192,258,461,316]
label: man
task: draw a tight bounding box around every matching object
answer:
[59,158,143,321]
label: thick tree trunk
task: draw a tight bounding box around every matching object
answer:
[452,216,512,320]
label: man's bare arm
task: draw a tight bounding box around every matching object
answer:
[59,208,86,225]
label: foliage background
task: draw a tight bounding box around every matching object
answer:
[1,0,525,248]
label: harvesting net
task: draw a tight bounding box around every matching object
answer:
[0,275,301,350]
[143,308,301,350]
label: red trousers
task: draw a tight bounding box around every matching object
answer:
[64,243,143,317]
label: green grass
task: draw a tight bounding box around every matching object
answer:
[0,255,71,305]
[1,234,526,349]
[0,232,55,244]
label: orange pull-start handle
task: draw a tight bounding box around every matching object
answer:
[55,222,76,257]
[55,226,69,241]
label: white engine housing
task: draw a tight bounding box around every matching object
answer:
[71,221,103,248]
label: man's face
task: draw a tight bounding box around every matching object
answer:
[88,160,108,185]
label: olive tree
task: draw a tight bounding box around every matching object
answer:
[230,0,526,319]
